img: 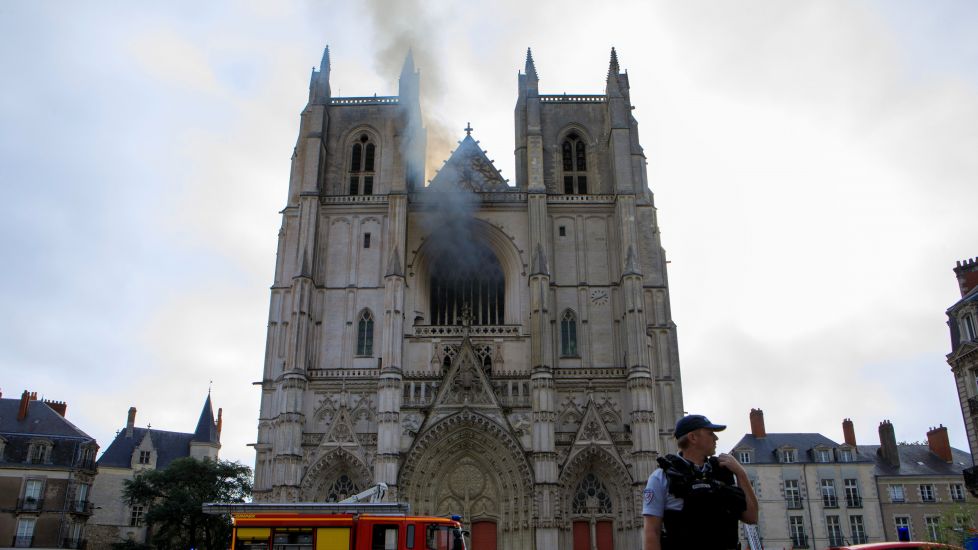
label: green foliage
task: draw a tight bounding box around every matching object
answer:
[934,502,978,547]
[123,457,252,550]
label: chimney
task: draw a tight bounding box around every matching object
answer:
[17,390,31,421]
[749,408,766,438]
[927,425,953,463]
[878,420,900,468]
[216,408,223,437]
[126,407,137,438]
[842,418,857,446]
[954,257,978,297]
[45,400,67,417]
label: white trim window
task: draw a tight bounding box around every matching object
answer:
[889,484,906,503]
[951,483,966,502]
[821,479,838,508]
[925,516,941,541]
[22,478,43,510]
[736,450,751,464]
[130,505,145,527]
[826,515,844,546]
[963,313,976,341]
[920,484,936,502]
[15,518,35,547]
[894,516,912,540]
[850,515,867,544]
[837,448,854,462]
[780,448,797,463]
[844,478,861,507]
[816,448,833,462]
[784,479,802,508]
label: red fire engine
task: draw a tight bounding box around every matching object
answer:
[204,497,467,550]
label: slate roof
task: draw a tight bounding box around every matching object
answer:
[192,394,219,444]
[428,134,511,192]
[948,284,978,314]
[857,444,972,477]
[97,427,195,469]
[730,433,874,464]
[0,398,93,440]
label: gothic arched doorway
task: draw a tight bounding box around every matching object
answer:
[559,446,637,550]
[399,411,534,550]
[300,448,372,502]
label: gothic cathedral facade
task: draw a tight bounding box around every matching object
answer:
[253,47,685,550]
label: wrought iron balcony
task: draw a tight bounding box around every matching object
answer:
[790,534,809,548]
[70,500,93,515]
[828,534,847,547]
[786,496,804,509]
[16,497,43,512]
[822,495,839,508]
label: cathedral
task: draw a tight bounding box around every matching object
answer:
[253,46,685,550]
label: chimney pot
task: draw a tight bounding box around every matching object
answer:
[842,418,857,446]
[44,399,67,417]
[953,256,978,297]
[878,420,900,468]
[749,408,766,438]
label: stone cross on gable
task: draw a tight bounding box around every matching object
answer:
[464,122,473,136]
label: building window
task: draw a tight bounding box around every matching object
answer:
[14,518,35,548]
[951,483,966,502]
[356,310,374,356]
[889,484,906,503]
[816,448,832,462]
[789,516,808,548]
[780,449,797,463]
[571,473,613,514]
[925,516,941,541]
[821,479,838,508]
[348,134,376,196]
[138,450,151,464]
[838,448,853,462]
[561,132,588,194]
[363,233,371,249]
[737,450,751,464]
[325,473,361,502]
[826,515,844,547]
[22,479,43,510]
[558,226,566,237]
[844,479,861,507]
[428,240,504,326]
[784,479,802,508]
[964,314,977,341]
[130,505,145,527]
[850,515,867,544]
[560,310,578,357]
[0,436,5,460]
[26,441,51,464]
[895,516,912,540]
[920,484,936,502]
[74,483,90,513]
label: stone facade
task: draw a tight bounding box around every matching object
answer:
[0,391,98,549]
[253,47,684,549]
[948,257,978,462]
[730,411,884,549]
[87,395,221,548]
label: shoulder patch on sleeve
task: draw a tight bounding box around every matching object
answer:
[643,488,655,505]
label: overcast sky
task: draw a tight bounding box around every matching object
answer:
[1,1,977,467]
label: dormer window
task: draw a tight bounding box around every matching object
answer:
[815,448,833,463]
[838,448,854,462]
[26,440,52,465]
[736,450,752,464]
[780,448,797,464]
[561,132,588,194]
[964,314,977,342]
[349,134,376,196]
[138,450,151,465]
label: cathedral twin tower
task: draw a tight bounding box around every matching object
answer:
[253,46,684,550]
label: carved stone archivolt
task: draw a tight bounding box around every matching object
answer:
[301,447,372,502]
[558,445,637,529]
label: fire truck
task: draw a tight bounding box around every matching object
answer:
[204,485,467,550]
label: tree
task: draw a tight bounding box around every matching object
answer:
[123,457,252,550]
[934,502,978,547]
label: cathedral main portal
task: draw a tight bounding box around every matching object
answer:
[399,411,535,550]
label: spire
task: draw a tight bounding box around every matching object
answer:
[321,45,331,74]
[606,47,623,97]
[401,48,416,79]
[531,243,550,277]
[525,48,538,80]
[192,393,218,444]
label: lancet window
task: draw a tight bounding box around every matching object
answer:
[325,474,360,502]
[356,310,374,356]
[561,310,578,357]
[429,242,505,326]
[348,134,376,195]
[562,132,588,194]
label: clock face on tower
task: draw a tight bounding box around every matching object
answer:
[590,289,609,305]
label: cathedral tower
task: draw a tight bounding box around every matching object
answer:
[254,46,685,550]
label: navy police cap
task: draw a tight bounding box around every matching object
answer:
[674,414,726,439]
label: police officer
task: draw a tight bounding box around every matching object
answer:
[643,414,758,550]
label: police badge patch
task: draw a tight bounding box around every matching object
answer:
[643,489,655,505]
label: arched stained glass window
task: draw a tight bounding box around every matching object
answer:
[561,132,588,195]
[326,473,360,502]
[572,473,612,514]
[357,310,374,356]
[561,310,578,357]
